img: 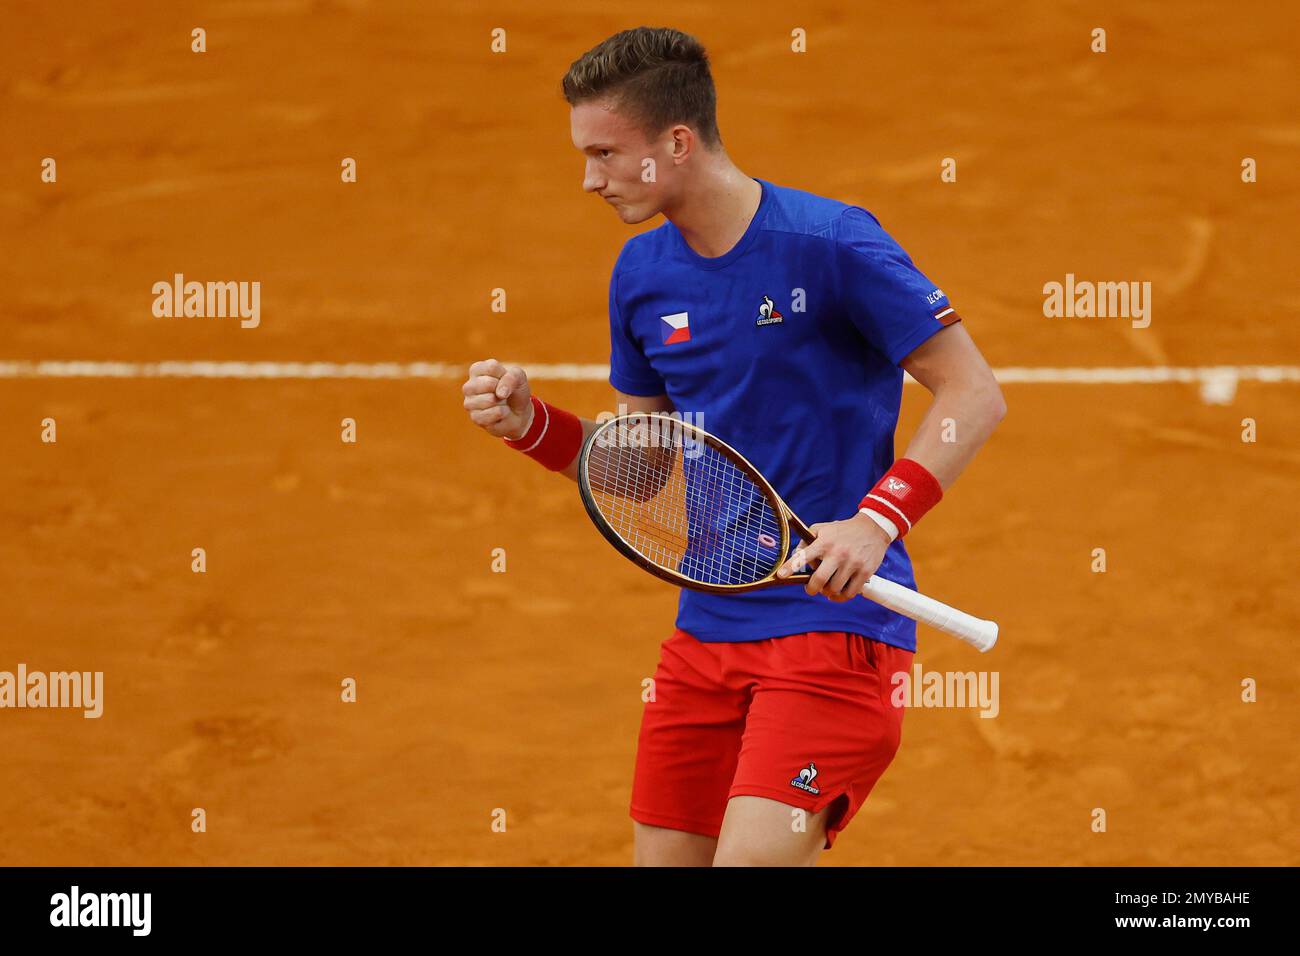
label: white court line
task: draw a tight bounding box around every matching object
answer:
[0,360,1296,383]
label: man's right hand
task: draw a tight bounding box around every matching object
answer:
[462,359,534,440]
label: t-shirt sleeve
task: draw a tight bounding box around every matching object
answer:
[607,259,668,396]
[834,207,961,366]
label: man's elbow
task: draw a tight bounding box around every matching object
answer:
[965,373,1006,434]
[987,381,1008,426]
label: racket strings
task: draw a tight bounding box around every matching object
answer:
[586,420,784,586]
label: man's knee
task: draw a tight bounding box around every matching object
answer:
[712,841,822,867]
[634,821,717,867]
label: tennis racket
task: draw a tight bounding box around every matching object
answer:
[577,413,998,652]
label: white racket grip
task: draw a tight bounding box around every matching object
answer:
[862,575,999,652]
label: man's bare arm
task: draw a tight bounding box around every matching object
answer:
[898,323,1006,488]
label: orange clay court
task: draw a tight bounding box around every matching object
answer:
[0,2,1296,865]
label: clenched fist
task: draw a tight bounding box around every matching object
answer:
[462,359,534,440]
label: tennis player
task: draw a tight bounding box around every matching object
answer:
[462,27,1005,866]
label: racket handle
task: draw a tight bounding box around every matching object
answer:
[862,575,999,652]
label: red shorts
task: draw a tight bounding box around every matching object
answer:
[631,628,912,850]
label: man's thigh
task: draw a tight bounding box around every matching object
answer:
[713,796,829,867]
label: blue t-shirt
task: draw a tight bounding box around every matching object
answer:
[607,178,958,652]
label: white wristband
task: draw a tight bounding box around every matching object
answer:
[859,508,900,542]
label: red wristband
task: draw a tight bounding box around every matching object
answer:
[858,458,943,538]
[503,395,584,471]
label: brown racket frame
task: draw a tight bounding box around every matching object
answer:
[577,412,819,594]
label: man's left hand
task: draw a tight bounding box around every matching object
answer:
[775,513,892,602]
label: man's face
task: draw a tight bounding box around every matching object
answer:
[570,99,676,224]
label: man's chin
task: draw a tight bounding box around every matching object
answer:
[616,204,658,225]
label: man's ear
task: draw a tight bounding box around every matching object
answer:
[670,124,695,163]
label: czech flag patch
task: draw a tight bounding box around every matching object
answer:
[660,311,690,345]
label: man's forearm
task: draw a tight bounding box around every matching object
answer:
[898,378,1006,489]
[558,418,601,482]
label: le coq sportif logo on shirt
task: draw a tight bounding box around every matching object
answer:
[756,295,784,327]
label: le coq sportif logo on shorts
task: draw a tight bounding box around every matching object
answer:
[790,761,820,795]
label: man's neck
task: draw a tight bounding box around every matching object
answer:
[663,160,762,259]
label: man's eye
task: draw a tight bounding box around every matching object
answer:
[599,150,612,159]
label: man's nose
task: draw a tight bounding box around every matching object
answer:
[582,160,605,193]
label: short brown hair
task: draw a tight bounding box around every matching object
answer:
[562,27,721,147]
